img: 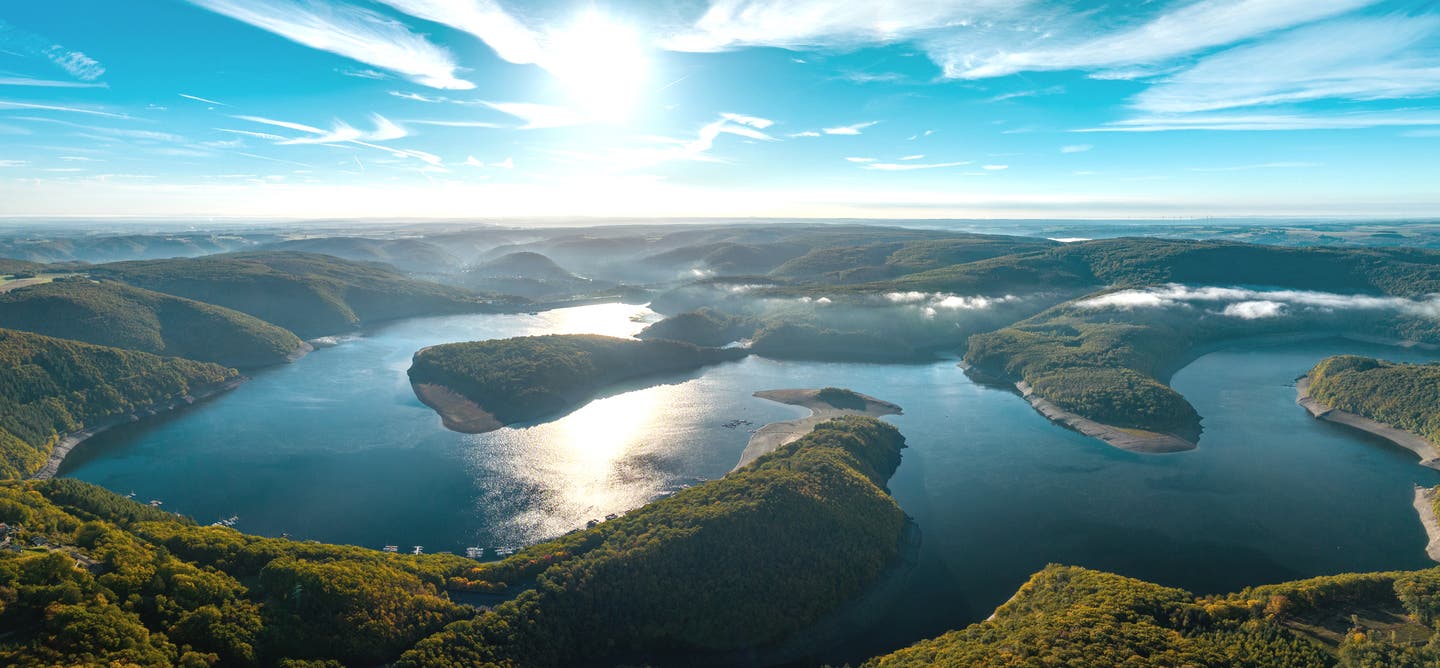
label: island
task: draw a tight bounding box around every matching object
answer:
[734,387,903,470]
[408,334,747,432]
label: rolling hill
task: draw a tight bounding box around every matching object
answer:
[0,278,305,368]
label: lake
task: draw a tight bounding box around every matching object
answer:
[61,304,1440,662]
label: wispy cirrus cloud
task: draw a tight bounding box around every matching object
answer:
[0,100,128,119]
[662,0,1018,52]
[481,101,588,129]
[1130,15,1440,114]
[1082,111,1440,132]
[1060,144,1093,153]
[0,76,108,89]
[179,93,228,106]
[820,121,878,135]
[1189,161,1321,172]
[0,18,106,81]
[941,0,1378,79]
[863,161,971,171]
[185,0,472,89]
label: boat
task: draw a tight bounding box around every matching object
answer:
[586,519,600,528]
[465,547,484,559]
[412,545,424,555]
[382,545,398,553]
[604,513,618,521]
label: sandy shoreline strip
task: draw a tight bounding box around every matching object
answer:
[1014,380,1195,454]
[1296,376,1440,470]
[732,388,902,472]
[1415,486,1440,563]
[29,377,247,480]
[412,383,504,434]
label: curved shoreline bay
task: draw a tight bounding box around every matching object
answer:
[32,376,248,480]
[1295,375,1440,470]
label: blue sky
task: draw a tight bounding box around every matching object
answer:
[1,0,1438,219]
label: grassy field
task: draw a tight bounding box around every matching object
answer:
[0,272,75,293]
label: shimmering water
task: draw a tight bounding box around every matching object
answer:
[63,305,1440,660]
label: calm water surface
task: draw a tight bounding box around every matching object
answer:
[63,305,1440,660]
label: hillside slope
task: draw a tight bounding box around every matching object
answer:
[0,329,237,479]
[0,278,304,368]
[94,252,490,338]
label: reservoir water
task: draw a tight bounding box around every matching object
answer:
[62,304,1440,660]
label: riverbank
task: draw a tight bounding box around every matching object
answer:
[1414,486,1440,563]
[29,376,248,480]
[1296,375,1440,470]
[733,388,902,471]
[411,382,503,434]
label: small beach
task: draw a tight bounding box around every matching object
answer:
[411,382,504,434]
[733,388,902,471]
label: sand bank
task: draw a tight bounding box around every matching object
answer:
[29,377,247,480]
[733,388,902,472]
[1415,486,1440,563]
[412,382,504,434]
[1296,376,1440,470]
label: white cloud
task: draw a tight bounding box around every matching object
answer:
[372,0,546,68]
[1083,111,1440,132]
[339,68,389,80]
[1131,15,1440,114]
[0,160,26,167]
[179,93,228,106]
[663,0,1016,52]
[845,156,877,163]
[482,101,588,129]
[1078,284,1440,320]
[0,77,107,88]
[822,121,878,135]
[907,129,934,141]
[1189,162,1321,172]
[1223,301,1286,319]
[982,164,1008,170]
[1060,144,1092,153]
[900,154,925,160]
[216,128,287,141]
[465,156,514,169]
[185,0,472,89]
[988,85,1065,102]
[789,130,821,138]
[944,0,1377,79]
[0,100,127,118]
[864,160,971,171]
[720,112,774,129]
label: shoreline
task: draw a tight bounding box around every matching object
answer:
[1295,375,1440,470]
[29,376,248,480]
[411,382,504,434]
[733,388,902,472]
[1414,486,1440,563]
[1013,380,1196,454]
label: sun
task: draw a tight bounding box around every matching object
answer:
[544,11,650,122]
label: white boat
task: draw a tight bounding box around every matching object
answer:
[466,547,484,559]
[412,545,424,555]
[382,545,399,553]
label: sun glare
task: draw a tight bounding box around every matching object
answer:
[545,11,650,122]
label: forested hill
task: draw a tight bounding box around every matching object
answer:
[92,251,496,338]
[876,238,1440,297]
[865,564,1440,667]
[0,329,237,479]
[0,416,908,666]
[1308,356,1440,445]
[408,334,747,426]
[398,416,909,666]
[0,278,304,368]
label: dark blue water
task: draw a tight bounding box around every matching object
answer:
[62,307,1440,657]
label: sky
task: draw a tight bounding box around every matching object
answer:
[1,0,1438,220]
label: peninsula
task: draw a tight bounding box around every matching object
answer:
[1297,356,1440,470]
